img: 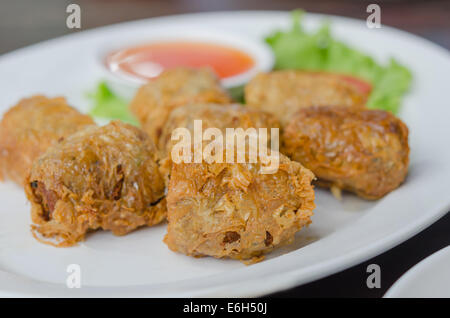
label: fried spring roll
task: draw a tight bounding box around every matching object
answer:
[0,95,95,185]
[282,106,410,200]
[245,70,369,124]
[129,68,231,146]
[159,103,281,158]
[164,150,315,263]
[25,121,166,246]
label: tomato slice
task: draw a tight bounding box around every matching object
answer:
[339,75,372,95]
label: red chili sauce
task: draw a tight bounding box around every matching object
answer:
[105,41,255,80]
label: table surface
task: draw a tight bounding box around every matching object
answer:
[0,0,449,297]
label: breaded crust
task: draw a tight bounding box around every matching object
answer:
[282,106,410,199]
[245,71,368,124]
[164,152,315,263]
[129,68,231,146]
[0,95,94,185]
[25,121,166,246]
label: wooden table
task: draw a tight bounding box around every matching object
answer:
[0,0,449,297]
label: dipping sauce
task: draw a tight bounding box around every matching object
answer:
[105,41,255,81]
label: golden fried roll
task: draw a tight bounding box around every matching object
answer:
[0,95,94,185]
[245,70,369,124]
[25,121,166,247]
[164,152,315,263]
[130,68,231,145]
[282,106,409,200]
[158,103,281,159]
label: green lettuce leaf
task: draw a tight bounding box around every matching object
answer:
[87,82,139,126]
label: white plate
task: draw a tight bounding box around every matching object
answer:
[384,246,450,298]
[0,11,449,297]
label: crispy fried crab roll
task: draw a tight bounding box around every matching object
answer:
[0,95,95,185]
[25,121,166,246]
[164,151,315,263]
[130,67,231,145]
[245,70,370,124]
[158,103,281,160]
[282,106,410,200]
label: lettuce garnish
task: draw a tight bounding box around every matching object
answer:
[87,81,139,126]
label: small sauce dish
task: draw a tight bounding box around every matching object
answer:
[100,27,274,99]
